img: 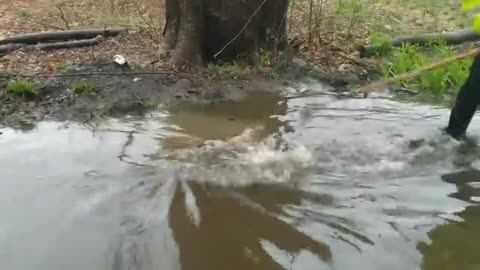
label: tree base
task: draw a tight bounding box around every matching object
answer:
[163,0,289,67]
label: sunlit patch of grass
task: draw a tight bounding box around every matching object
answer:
[380,40,472,95]
[368,32,394,56]
[71,80,96,95]
[6,79,37,98]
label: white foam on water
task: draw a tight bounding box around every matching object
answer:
[156,127,314,187]
[181,181,201,226]
[311,127,468,179]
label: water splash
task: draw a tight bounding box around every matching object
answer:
[156,126,314,187]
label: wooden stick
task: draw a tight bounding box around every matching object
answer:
[35,38,98,50]
[0,38,99,54]
[357,47,480,97]
[0,28,126,45]
[0,43,25,54]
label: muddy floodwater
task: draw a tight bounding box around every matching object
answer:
[1,81,480,270]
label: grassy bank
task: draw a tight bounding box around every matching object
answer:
[289,0,471,96]
[1,0,474,97]
[371,37,472,95]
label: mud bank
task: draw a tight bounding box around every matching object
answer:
[0,63,330,130]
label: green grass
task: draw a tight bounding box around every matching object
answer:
[6,79,36,98]
[18,10,33,24]
[259,48,274,67]
[56,62,69,72]
[71,81,95,95]
[207,61,251,79]
[368,32,394,56]
[378,39,472,95]
[352,0,470,98]
[266,71,279,80]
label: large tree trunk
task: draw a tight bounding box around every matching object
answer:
[163,0,289,68]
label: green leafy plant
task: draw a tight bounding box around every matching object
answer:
[380,42,471,95]
[369,32,394,56]
[266,71,279,80]
[71,81,96,95]
[259,48,273,67]
[6,79,36,97]
[207,61,251,79]
[56,62,69,72]
[18,10,33,22]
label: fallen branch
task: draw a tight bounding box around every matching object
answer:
[359,29,480,58]
[0,70,177,78]
[0,38,99,54]
[36,38,98,50]
[0,27,126,45]
[356,47,480,97]
[0,43,25,54]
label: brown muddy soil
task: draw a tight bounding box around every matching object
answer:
[1,61,352,130]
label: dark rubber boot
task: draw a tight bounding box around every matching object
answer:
[444,55,480,140]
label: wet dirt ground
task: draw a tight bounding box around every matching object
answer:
[0,63,302,130]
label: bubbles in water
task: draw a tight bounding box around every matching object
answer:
[154,127,314,187]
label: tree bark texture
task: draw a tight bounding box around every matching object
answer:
[163,0,289,67]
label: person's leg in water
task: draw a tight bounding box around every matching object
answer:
[444,54,480,140]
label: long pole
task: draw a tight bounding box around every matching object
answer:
[357,47,480,97]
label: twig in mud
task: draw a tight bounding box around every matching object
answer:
[55,4,71,30]
[118,130,135,161]
[288,252,298,270]
[82,112,95,124]
[131,91,144,105]
[6,1,65,31]
[356,47,480,97]
[82,112,98,131]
